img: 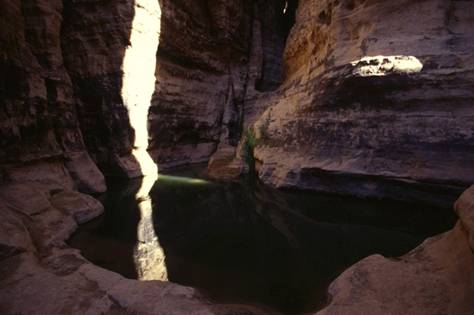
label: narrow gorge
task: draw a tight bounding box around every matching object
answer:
[1,0,473,314]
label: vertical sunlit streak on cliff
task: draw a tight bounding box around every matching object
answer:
[121,0,161,180]
[121,0,166,280]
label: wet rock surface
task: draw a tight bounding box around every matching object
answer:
[316,186,474,315]
[0,178,272,315]
[1,171,471,315]
[69,167,456,314]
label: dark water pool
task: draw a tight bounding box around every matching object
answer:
[69,166,456,314]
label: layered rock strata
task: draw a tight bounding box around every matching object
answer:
[1,1,474,314]
[2,0,473,200]
[0,0,105,193]
[1,0,161,183]
[149,0,295,169]
[0,0,297,179]
[246,0,474,205]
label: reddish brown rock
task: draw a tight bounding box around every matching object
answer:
[1,1,474,314]
[0,0,106,192]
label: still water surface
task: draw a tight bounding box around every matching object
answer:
[69,166,456,314]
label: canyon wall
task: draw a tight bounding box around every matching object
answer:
[1,1,474,314]
[247,0,474,205]
[0,0,293,181]
[62,0,160,178]
[149,0,295,171]
[1,0,473,204]
[148,0,253,168]
[0,0,106,193]
[0,0,159,189]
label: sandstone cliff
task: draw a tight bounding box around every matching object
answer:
[1,0,474,314]
[247,0,474,205]
[0,0,297,183]
[1,0,160,188]
[1,0,473,204]
[149,0,296,170]
[0,0,106,193]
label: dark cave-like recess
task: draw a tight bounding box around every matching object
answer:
[255,0,298,92]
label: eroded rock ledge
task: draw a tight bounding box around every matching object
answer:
[1,179,473,315]
[246,0,474,206]
[0,178,272,315]
[316,185,474,315]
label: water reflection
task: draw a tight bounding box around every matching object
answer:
[70,167,456,314]
[134,174,168,280]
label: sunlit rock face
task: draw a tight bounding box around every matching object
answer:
[134,174,168,281]
[247,0,474,205]
[1,0,160,180]
[121,0,160,176]
[62,0,160,177]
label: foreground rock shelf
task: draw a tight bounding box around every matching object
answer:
[318,186,474,315]
[0,179,273,315]
[0,176,473,315]
[69,168,456,314]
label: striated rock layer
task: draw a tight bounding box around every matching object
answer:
[149,0,294,169]
[1,0,160,183]
[2,0,473,200]
[0,0,296,178]
[247,0,474,205]
[0,0,106,193]
[1,0,474,314]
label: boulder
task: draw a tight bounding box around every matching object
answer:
[316,186,474,315]
[50,191,104,224]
